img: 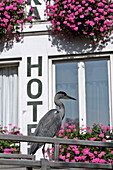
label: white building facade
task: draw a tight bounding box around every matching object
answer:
[0,0,113,155]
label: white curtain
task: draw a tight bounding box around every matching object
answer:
[0,66,18,128]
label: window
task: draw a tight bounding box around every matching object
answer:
[49,57,112,128]
[0,65,18,127]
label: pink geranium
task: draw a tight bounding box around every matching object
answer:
[46,0,113,43]
[0,0,37,41]
[99,133,104,137]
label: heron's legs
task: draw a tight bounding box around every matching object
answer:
[42,144,45,159]
[47,145,51,161]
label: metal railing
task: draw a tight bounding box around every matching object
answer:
[0,134,112,169]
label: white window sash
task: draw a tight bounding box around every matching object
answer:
[78,62,86,128]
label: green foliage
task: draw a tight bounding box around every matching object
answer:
[0,125,23,154]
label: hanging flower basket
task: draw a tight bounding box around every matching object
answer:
[45,0,113,44]
[0,0,37,41]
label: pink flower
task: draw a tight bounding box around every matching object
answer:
[4,148,10,152]
[98,2,104,7]
[92,158,100,163]
[65,159,69,162]
[89,152,95,159]
[78,8,83,12]
[82,0,86,4]
[83,31,87,35]
[98,152,105,158]
[59,155,65,160]
[59,134,62,137]
[88,7,92,10]
[64,136,68,139]
[98,8,104,12]
[90,33,94,36]
[75,150,80,154]
[59,129,64,133]
[8,123,12,126]
[64,5,67,8]
[21,25,23,30]
[13,126,17,129]
[0,7,4,10]
[8,132,12,134]
[82,148,90,155]
[13,7,17,10]
[5,14,10,19]
[88,130,92,133]
[71,159,75,162]
[10,148,14,152]
[64,123,68,127]
[48,13,52,17]
[4,126,7,129]
[75,12,78,15]
[63,21,67,24]
[66,153,70,157]
[77,22,82,25]
[74,27,78,31]
[99,159,106,163]
[60,148,64,152]
[30,8,34,12]
[89,21,95,26]
[27,16,33,21]
[57,26,61,31]
[100,27,104,32]
[99,133,104,138]
[57,21,60,25]
[94,151,97,154]
[81,155,87,160]
[80,15,84,18]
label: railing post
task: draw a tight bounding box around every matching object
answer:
[41,159,50,170]
[54,143,59,161]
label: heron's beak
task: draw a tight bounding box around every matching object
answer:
[65,95,76,100]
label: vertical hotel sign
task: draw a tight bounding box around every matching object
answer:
[27,57,43,123]
[27,0,46,20]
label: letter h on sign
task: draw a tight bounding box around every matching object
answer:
[27,56,43,122]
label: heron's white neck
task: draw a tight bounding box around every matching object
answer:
[54,97,65,119]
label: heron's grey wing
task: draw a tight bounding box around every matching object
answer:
[30,109,62,154]
[35,109,61,137]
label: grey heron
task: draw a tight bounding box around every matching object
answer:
[29,91,76,155]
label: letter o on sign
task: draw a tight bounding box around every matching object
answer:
[27,79,42,99]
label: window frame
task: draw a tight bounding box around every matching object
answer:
[48,54,113,128]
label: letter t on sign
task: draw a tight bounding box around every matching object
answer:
[27,56,42,77]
